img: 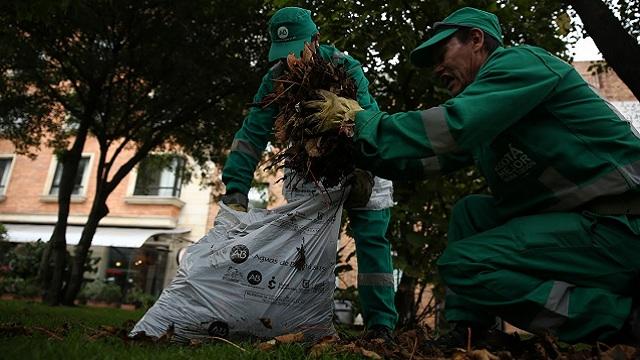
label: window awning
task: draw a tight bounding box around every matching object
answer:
[4,224,190,248]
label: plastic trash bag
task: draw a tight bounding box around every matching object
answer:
[130,188,346,342]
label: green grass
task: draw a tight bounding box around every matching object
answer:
[0,299,364,360]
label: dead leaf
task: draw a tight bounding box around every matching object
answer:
[451,349,500,360]
[257,339,277,351]
[274,332,304,344]
[156,323,175,343]
[258,318,272,329]
[340,343,382,360]
[600,344,638,360]
[360,348,382,359]
[309,342,335,358]
[189,339,202,348]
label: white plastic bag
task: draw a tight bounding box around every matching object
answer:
[130,188,345,342]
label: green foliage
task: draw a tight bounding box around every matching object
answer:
[0,239,99,296]
[124,287,156,309]
[0,277,40,297]
[77,280,123,304]
[0,0,271,165]
[4,240,47,279]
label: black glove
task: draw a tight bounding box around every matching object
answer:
[344,169,374,209]
[221,191,248,212]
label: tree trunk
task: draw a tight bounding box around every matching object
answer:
[62,192,109,305]
[568,0,640,100]
[395,273,417,328]
[38,124,90,306]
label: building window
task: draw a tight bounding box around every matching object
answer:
[0,157,13,195]
[49,156,90,196]
[133,155,185,197]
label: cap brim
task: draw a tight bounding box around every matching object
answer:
[410,28,457,67]
[268,38,311,62]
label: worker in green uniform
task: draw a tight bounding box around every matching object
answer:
[304,7,640,345]
[220,7,398,341]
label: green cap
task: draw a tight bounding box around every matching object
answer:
[268,7,319,62]
[410,7,504,67]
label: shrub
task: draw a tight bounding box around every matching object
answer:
[124,287,156,309]
[0,277,40,298]
[78,280,123,304]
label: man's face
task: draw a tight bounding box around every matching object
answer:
[431,31,486,96]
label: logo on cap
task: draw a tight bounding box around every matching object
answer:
[277,26,289,39]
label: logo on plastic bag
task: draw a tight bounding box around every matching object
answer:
[230,244,249,263]
[268,276,276,289]
[247,270,263,285]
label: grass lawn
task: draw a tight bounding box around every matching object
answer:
[0,299,365,360]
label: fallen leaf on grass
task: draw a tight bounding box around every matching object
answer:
[341,343,382,360]
[257,339,277,351]
[452,349,499,360]
[189,339,202,348]
[156,323,175,343]
[274,332,304,344]
[599,344,638,360]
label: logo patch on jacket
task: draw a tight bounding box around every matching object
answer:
[494,144,537,182]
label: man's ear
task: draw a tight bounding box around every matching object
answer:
[470,28,485,52]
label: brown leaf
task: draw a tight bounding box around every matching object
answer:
[156,323,175,343]
[259,318,272,329]
[309,342,336,358]
[600,344,638,360]
[467,349,500,360]
[274,332,304,344]
[340,343,382,360]
[98,325,118,334]
[189,339,202,348]
[257,339,277,351]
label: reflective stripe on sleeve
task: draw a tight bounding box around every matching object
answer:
[358,273,394,287]
[539,166,632,212]
[529,281,573,333]
[421,157,441,176]
[590,84,640,140]
[230,139,261,160]
[421,107,459,154]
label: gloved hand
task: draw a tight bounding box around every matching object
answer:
[303,89,363,134]
[221,191,248,212]
[344,169,374,209]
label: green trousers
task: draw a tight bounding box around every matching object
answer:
[349,208,398,330]
[438,194,640,342]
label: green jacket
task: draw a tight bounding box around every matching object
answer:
[222,45,380,196]
[354,45,640,218]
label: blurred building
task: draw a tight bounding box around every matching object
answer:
[0,136,223,297]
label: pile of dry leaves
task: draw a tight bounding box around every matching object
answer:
[260,42,358,189]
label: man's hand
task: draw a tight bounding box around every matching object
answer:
[304,89,363,133]
[221,192,248,212]
[344,169,374,209]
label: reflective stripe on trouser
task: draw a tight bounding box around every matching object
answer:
[349,208,398,329]
[438,194,640,342]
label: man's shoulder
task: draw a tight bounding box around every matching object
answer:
[318,44,360,66]
[485,45,570,71]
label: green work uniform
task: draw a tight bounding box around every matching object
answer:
[221,45,398,330]
[351,45,640,342]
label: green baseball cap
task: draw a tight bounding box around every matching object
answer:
[410,7,504,67]
[268,7,319,62]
